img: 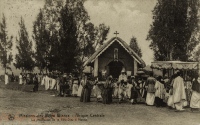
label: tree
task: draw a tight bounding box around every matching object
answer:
[147,0,199,61]
[192,45,200,61]
[64,0,110,72]
[58,3,79,73]
[129,36,142,57]
[32,0,110,73]
[0,14,13,74]
[15,17,35,72]
[187,0,200,60]
[33,0,62,73]
[33,9,48,72]
[94,24,110,50]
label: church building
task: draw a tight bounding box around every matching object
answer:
[84,37,146,78]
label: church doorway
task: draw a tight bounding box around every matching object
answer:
[108,61,124,78]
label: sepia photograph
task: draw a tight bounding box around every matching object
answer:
[0,0,200,125]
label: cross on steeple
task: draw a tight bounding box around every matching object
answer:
[114,31,119,37]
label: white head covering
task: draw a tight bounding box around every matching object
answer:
[121,68,126,73]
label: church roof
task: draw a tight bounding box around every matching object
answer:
[84,37,146,67]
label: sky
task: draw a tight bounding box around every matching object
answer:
[0,0,157,73]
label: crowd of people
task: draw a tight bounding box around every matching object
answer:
[2,69,200,112]
[79,70,200,112]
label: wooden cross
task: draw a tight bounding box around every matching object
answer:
[114,31,119,37]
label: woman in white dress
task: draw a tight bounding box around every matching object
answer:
[19,73,23,85]
[77,75,85,97]
[72,78,79,97]
[5,73,9,85]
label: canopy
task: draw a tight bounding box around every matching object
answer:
[151,61,199,70]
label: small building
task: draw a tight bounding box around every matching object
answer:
[84,37,146,78]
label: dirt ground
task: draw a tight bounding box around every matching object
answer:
[0,88,200,125]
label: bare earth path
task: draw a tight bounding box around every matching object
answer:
[0,88,200,125]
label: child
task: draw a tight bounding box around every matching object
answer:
[113,78,119,98]
[130,76,138,104]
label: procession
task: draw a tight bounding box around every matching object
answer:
[1,0,200,124]
[3,63,200,112]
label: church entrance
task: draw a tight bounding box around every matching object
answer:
[108,61,123,78]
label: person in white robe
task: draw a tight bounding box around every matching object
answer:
[19,73,23,85]
[118,69,128,103]
[5,73,9,85]
[93,77,103,101]
[190,75,200,111]
[126,78,133,99]
[72,78,79,97]
[77,77,84,97]
[113,79,119,98]
[146,73,156,106]
[173,71,187,111]
[45,75,50,90]
[51,78,56,90]
[154,76,165,107]
[41,74,45,85]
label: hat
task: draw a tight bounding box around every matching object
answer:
[121,68,126,73]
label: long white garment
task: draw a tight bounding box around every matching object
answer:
[118,84,127,99]
[56,79,60,91]
[72,82,79,95]
[77,85,83,97]
[50,79,56,90]
[173,76,187,110]
[126,84,133,98]
[5,74,8,85]
[19,75,23,85]
[94,84,102,98]
[146,93,155,105]
[49,78,52,89]
[175,100,187,110]
[41,76,45,85]
[118,74,127,82]
[190,91,200,108]
[167,95,175,108]
[113,82,119,97]
[45,76,49,90]
[155,81,165,99]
